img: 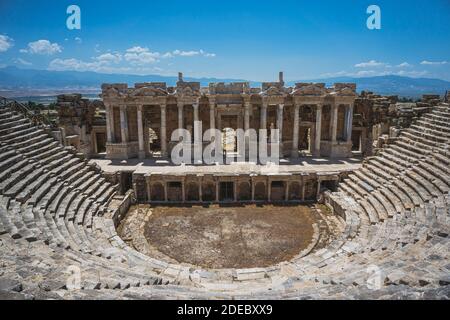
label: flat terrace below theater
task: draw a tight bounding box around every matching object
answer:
[90,157,362,203]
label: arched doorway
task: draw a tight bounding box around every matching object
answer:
[238,182,251,201]
[151,182,165,201]
[186,182,200,201]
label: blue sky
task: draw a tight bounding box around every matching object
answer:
[0,0,449,81]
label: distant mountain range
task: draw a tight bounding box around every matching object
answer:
[0,66,449,98]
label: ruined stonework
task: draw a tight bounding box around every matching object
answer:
[353,91,440,156]
[56,94,106,158]
[101,73,358,160]
[0,97,449,299]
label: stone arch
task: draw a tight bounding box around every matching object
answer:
[202,182,215,202]
[304,180,318,201]
[254,182,266,201]
[151,182,164,201]
[271,181,285,201]
[289,181,301,201]
[167,182,183,202]
[186,182,199,201]
[238,182,251,201]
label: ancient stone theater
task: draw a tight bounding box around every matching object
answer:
[0,73,449,299]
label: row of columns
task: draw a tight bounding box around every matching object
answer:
[146,179,312,202]
[106,102,354,159]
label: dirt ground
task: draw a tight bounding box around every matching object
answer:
[141,205,318,269]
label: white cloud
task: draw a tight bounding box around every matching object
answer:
[14,58,32,66]
[75,37,82,44]
[126,46,150,54]
[23,40,62,55]
[0,35,14,52]
[95,53,122,64]
[320,68,428,79]
[172,49,216,58]
[49,58,130,73]
[397,62,412,68]
[420,60,448,66]
[355,60,387,68]
[124,46,160,65]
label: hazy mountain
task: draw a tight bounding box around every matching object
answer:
[289,75,450,97]
[0,66,246,89]
[0,66,449,98]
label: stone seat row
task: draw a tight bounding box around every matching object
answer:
[0,103,449,299]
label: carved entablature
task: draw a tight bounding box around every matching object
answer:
[135,82,167,90]
[209,82,250,95]
[130,87,168,97]
[175,83,201,98]
[333,83,357,96]
[292,83,327,96]
[262,82,284,91]
[101,86,128,99]
[260,85,286,97]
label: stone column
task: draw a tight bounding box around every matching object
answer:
[268,180,272,202]
[285,182,290,201]
[316,179,322,200]
[244,102,250,132]
[260,102,268,130]
[346,104,354,142]
[199,180,203,202]
[181,181,186,203]
[119,105,129,143]
[109,106,116,143]
[331,104,338,142]
[292,104,300,158]
[251,181,255,201]
[314,104,322,157]
[137,105,145,159]
[215,181,220,202]
[277,104,284,143]
[193,102,200,140]
[177,102,184,130]
[164,182,168,202]
[105,104,113,143]
[160,104,167,156]
[209,99,216,131]
[301,178,306,201]
[147,180,152,202]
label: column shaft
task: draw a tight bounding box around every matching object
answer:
[331,104,338,142]
[160,105,167,156]
[178,103,184,129]
[292,104,300,157]
[314,105,322,156]
[277,104,284,143]
[105,105,113,143]
[137,105,145,158]
[260,103,267,130]
[119,105,128,143]
[346,104,354,142]
[244,103,250,131]
[209,101,216,131]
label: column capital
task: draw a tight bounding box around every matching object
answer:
[316,103,323,111]
[137,104,143,112]
[177,101,184,108]
[160,104,167,110]
[120,104,127,111]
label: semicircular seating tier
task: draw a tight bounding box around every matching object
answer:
[0,102,449,299]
